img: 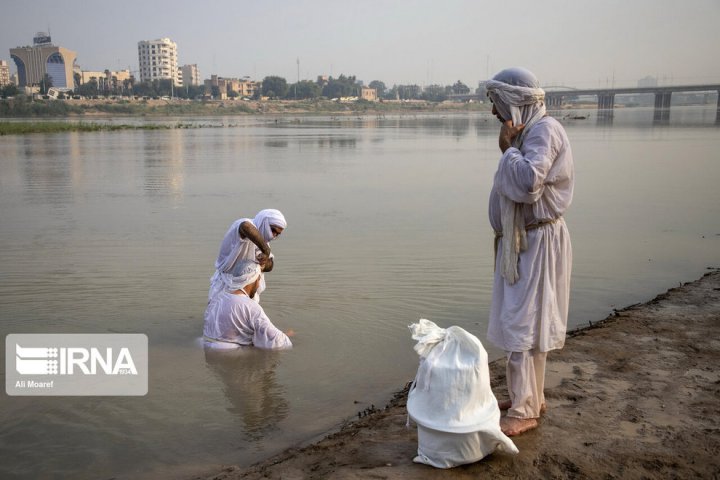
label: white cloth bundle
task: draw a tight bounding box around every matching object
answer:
[407,319,517,468]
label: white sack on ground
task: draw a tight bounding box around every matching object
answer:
[407,319,518,468]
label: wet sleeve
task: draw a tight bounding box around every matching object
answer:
[250,305,293,350]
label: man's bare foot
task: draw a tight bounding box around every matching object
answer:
[498,399,547,414]
[500,416,538,436]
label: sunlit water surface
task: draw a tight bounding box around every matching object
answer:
[0,107,718,478]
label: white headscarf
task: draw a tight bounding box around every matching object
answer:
[253,209,287,243]
[223,260,261,292]
[485,67,546,149]
[486,68,546,284]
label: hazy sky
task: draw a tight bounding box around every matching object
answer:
[2,0,719,88]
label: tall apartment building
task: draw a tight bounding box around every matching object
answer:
[0,60,11,86]
[137,38,180,85]
[180,64,200,86]
[9,32,77,89]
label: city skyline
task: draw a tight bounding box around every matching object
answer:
[1,0,719,89]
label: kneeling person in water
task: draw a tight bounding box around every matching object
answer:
[204,260,293,349]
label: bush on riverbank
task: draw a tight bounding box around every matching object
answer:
[0,96,85,116]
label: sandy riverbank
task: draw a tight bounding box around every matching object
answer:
[195,270,720,479]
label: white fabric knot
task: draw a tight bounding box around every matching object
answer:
[409,319,447,357]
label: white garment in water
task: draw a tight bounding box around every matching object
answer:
[204,290,292,350]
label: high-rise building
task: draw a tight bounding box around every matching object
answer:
[180,64,200,87]
[9,32,77,89]
[0,60,11,86]
[137,38,180,85]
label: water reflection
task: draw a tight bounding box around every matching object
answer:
[142,129,185,199]
[369,114,476,138]
[314,136,357,148]
[264,139,289,148]
[653,108,670,125]
[20,135,74,204]
[203,346,289,440]
[595,109,614,126]
[264,135,358,149]
[264,114,500,141]
[411,115,471,138]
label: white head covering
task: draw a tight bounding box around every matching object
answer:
[253,209,287,243]
[486,68,547,284]
[223,260,261,292]
[485,67,546,149]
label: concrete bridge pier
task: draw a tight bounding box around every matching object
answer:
[546,95,563,109]
[597,93,615,110]
[597,93,615,123]
[654,92,672,123]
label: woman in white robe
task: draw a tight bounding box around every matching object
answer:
[485,67,574,436]
[208,209,287,303]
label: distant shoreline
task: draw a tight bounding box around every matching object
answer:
[0,97,492,120]
[0,98,495,135]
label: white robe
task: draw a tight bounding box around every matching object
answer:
[487,116,574,353]
[203,291,292,350]
[208,218,267,303]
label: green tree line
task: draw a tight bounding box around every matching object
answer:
[5,71,474,104]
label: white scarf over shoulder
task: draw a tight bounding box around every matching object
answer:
[224,260,262,292]
[486,79,546,285]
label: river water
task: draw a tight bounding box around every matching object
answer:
[0,107,718,478]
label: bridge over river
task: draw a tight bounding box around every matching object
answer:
[545,84,720,123]
[451,83,720,123]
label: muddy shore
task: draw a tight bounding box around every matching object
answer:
[196,270,720,479]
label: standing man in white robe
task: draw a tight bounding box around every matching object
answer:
[209,209,287,304]
[485,67,574,436]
